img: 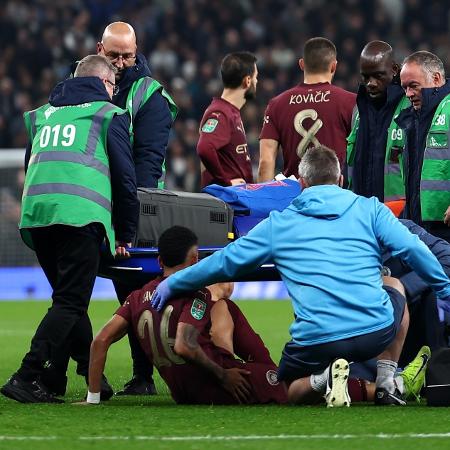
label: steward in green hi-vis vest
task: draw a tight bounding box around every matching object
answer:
[347,95,410,201]
[126,77,178,189]
[21,101,126,255]
[420,94,450,221]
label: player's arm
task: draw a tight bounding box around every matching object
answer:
[258,101,280,182]
[174,321,251,403]
[258,138,279,182]
[84,315,129,404]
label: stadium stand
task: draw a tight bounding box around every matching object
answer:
[1,0,450,267]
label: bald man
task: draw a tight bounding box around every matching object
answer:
[347,41,410,203]
[97,22,177,188]
[97,22,177,396]
[396,51,450,242]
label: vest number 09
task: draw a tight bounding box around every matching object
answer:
[391,129,403,141]
[39,124,76,148]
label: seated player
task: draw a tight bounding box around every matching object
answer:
[83,226,287,405]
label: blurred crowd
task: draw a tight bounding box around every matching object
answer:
[1,0,450,193]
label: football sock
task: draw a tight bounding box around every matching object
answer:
[348,378,369,402]
[394,374,405,394]
[310,367,328,393]
[376,359,398,393]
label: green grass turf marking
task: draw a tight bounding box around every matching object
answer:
[2,301,450,450]
[2,433,450,441]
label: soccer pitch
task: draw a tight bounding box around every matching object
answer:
[1,300,450,450]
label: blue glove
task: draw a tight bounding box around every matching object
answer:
[151,277,173,311]
[437,297,450,314]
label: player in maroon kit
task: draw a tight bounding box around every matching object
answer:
[197,52,257,188]
[258,37,356,181]
[83,226,287,405]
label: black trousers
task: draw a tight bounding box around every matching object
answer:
[113,279,154,380]
[17,224,102,384]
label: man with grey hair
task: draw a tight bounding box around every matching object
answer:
[397,51,450,241]
[151,145,450,407]
[1,55,139,403]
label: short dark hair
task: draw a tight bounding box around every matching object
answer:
[303,37,337,74]
[158,226,198,268]
[220,51,257,89]
[298,145,341,186]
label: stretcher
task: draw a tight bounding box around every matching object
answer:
[98,181,302,284]
[98,184,404,285]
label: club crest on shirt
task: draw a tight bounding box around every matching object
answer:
[191,298,207,320]
[266,370,279,386]
[201,118,219,133]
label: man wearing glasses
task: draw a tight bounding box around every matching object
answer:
[97,21,177,396]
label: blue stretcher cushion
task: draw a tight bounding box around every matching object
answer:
[203,179,301,218]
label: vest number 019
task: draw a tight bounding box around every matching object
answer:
[39,124,76,148]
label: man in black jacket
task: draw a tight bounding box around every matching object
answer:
[97,21,177,395]
[397,51,450,241]
[1,55,139,403]
[347,41,409,202]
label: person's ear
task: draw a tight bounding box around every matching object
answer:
[433,71,444,87]
[338,174,344,187]
[157,255,163,270]
[299,58,305,71]
[330,60,337,75]
[299,177,309,189]
[96,42,103,54]
[242,75,251,89]
[187,246,199,266]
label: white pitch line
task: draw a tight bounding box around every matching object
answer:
[1,433,450,441]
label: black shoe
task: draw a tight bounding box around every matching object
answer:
[84,374,114,401]
[374,387,406,406]
[41,371,68,396]
[1,375,64,404]
[116,376,157,396]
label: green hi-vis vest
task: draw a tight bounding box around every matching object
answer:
[347,95,410,201]
[21,101,126,255]
[420,94,450,221]
[126,77,178,189]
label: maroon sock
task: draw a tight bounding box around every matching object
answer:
[348,378,368,402]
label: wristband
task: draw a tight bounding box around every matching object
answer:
[86,391,101,404]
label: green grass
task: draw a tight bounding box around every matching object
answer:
[1,300,450,450]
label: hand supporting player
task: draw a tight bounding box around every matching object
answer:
[151,277,173,311]
[115,241,131,258]
[220,367,252,404]
[230,178,246,186]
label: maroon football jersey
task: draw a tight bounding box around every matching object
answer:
[260,82,356,177]
[115,278,287,405]
[115,277,215,400]
[197,97,254,187]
